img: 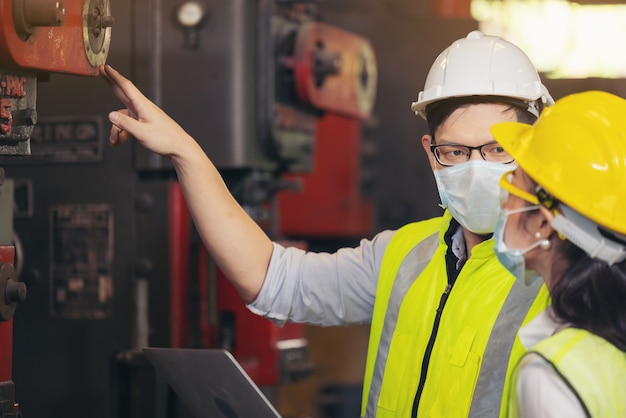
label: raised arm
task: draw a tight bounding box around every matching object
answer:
[100,64,273,303]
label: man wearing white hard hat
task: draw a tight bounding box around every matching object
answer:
[101,30,554,417]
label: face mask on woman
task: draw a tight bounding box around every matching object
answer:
[434,160,513,234]
[493,205,545,284]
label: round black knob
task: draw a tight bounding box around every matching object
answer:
[5,280,27,304]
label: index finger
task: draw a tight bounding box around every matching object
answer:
[100,65,147,112]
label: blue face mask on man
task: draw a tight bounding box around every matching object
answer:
[493,205,545,285]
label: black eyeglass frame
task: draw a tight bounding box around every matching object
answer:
[430,140,515,167]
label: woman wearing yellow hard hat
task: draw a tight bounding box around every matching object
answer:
[490,90,626,417]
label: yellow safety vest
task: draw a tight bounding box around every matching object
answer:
[509,328,626,418]
[361,212,550,417]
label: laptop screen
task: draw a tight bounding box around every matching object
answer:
[143,347,282,418]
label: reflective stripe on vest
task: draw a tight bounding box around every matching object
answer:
[514,328,626,418]
[365,232,440,417]
[468,277,543,416]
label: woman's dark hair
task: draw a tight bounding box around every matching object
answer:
[549,240,626,351]
[425,96,539,136]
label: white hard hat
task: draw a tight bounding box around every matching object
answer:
[411,31,554,119]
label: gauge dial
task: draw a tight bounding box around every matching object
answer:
[177,1,205,27]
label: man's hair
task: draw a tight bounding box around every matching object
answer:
[425,96,540,137]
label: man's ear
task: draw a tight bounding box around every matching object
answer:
[422,134,436,171]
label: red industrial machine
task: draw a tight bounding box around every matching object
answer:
[165,183,314,387]
[158,4,378,390]
[278,21,377,238]
[0,0,112,416]
[0,0,376,416]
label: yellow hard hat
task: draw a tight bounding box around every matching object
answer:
[491,90,626,236]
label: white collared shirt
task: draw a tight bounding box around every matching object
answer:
[514,308,587,418]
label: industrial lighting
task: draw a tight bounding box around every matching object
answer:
[471,0,626,78]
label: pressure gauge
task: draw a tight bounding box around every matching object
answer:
[176,1,206,27]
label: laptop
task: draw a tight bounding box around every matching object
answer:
[143,347,283,418]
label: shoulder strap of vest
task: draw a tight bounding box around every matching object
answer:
[525,349,592,418]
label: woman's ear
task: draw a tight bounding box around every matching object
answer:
[537,206,556,238]
[421,134,436,170]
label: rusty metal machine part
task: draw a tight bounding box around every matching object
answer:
[0,0,112,75]
[0,2,111,416]
[0,0,113,150]
[12,0,67,40]
[83,0,113,67]
[0,70,37,154]
[291,22,377,120]
[0,262,25,322]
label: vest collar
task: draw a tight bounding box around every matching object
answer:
[442,209,496,260]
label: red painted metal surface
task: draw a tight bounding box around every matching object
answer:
[214,265,305,386]
[434,0,472,18]
[0,0,108,75]
[293,22,377,120]
[168,181,190,348]
[178,189,308,386]
[0,246,15,383]
[0,320,12,382]
[278,112,373,237]
[0,72,28,136]
[197,248,215,348]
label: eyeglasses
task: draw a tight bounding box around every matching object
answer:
[430,141,514,167]
[499,170,559,209]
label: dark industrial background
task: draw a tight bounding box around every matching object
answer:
[2,1,626,417]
